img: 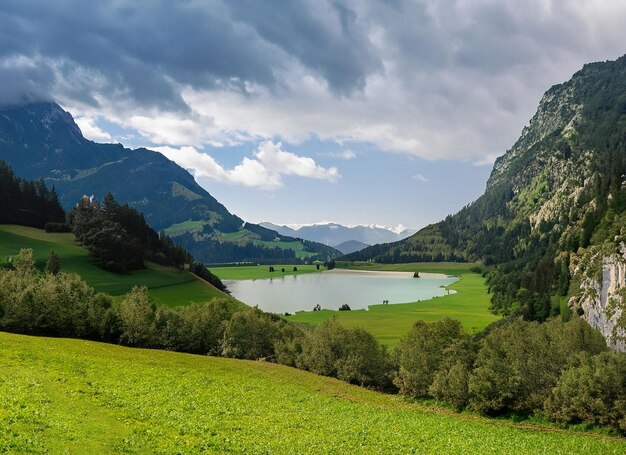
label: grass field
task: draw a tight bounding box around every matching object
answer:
[287,262,499,347]
[211,264,323,280]
[1,331,623,454]
[336,261,481,275]
[0,225,227,306]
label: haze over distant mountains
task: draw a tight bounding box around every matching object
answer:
[260,222,417,252]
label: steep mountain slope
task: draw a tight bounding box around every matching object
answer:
[0,102,340,263]
[260,221,416,246]
[346,55,626,347]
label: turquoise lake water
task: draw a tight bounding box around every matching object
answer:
[224,269,458,313]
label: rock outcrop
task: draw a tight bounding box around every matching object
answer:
[570,243,626,351]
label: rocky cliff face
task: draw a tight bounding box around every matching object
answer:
[570,243,626,351]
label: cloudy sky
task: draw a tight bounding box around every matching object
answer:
[1,0,626,229]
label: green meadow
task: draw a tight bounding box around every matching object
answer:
[287,262,499,347]
[0,225,226,306]
[211,263,322,280]
[1,331,623,454]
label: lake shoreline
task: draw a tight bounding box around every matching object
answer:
[225,269,459,314]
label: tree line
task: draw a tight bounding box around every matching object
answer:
[66,192,226,291]
[2,251,625,433]
[0,160,65,228]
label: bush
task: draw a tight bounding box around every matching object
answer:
[0,260,112,339]
[429,337,479,409]
[296,319,391,389]
[274,323,306,367]
[544,352,626,430]
[339,304,351,311]
[221,308,277,360]
[163,299,235,354]
[468,317,607,415]
[335,328,391,388]
[394,318,464,397]
[118,287,158,347]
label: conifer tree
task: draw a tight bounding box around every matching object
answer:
[46,250,61,275]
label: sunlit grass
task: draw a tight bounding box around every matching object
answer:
[1,331,622,454]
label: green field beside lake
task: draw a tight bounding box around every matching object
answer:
[1,331,622,454]
[211,263,322,280]
[0,225,226,306]
[287,262,499,346]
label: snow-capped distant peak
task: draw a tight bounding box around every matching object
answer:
[259,221,418,247]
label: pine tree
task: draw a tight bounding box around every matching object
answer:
[46,250,61,275]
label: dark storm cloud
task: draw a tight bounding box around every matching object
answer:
[1,0,625,162]
[0,0,380,108]
[225,0,381,93]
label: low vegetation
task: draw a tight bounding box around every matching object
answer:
[1,332,625,453]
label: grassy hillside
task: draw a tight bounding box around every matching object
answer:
[0,225,226,306]
[1,331,623,454]
[287,262,499,346]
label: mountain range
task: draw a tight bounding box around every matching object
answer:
[346,54,626,349]
[259,221,416,253]
[0,102,340,264]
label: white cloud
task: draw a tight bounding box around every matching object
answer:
[74,116,112,142]
[255,141,340,181]
[412,173,429,182]
[321,149,358,160]
[472,154,500,167]
[152,141,339,190]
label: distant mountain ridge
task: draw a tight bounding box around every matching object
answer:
[0,102,341,264]
[333,240,370,255]
[259,221,417,247]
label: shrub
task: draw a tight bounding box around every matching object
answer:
[118,286,158,347]
[468,317,607,415]
[45,250,61,275]
[170,300,235,354]
[296,319,391,389]
[297,318,349,377]
[221,308,277,360]
[429,337,480,409]
[335,328,391,388]
[544,352,626,430]
[394,318,463,397]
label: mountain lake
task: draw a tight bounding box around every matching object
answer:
[224,269,459,314]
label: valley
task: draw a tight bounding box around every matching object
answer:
[2,5,626,451]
